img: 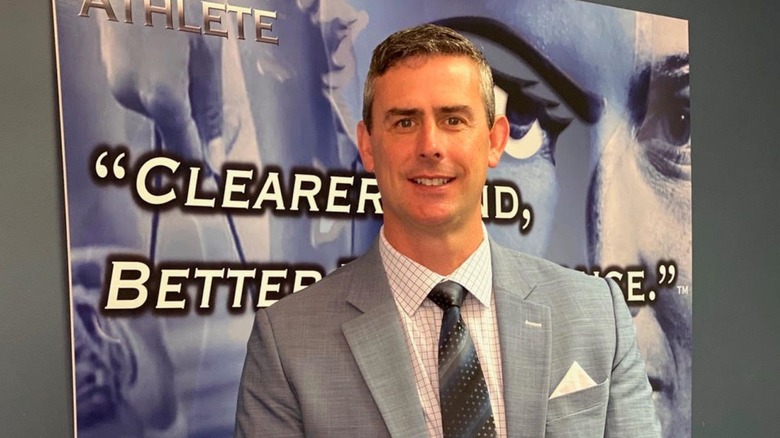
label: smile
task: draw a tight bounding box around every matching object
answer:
[412,178,452,186]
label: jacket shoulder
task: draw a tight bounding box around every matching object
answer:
[491,242,605,291]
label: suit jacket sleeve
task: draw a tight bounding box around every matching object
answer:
[604,278,661,437]
[235,309,304,438]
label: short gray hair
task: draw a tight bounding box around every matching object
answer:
[362,24,495,133]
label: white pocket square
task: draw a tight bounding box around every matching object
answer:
[549,361,597,399]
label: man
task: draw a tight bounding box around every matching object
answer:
[236,24,659,437]
[341,7,692,436]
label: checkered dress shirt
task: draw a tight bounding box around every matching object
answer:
[379,228,506,438]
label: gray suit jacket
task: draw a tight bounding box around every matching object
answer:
[235,240,660,437]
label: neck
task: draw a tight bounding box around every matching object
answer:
[383,220,485,275]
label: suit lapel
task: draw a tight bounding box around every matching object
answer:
[491,242,552,438]
[339,240,555,437]
[341,244,428,438]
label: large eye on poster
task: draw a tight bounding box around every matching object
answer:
[54,0,690,436]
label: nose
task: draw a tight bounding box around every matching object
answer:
[417,122,443,160]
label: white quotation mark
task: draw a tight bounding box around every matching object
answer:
[647,262,677,302]
[95,150,127,180]
[658,263,676,286]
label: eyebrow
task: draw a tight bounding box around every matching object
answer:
[653,54,690,91]
[383,105,475,120]
[433,16,604,124]
[384,108,422,122]
[438,105,475,117]
[659,54,690,79]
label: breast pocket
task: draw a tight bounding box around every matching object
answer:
[545,378,609,436]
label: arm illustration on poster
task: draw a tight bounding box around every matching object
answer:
[54,0,690,436]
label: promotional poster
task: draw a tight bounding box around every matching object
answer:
[53,0,691,436]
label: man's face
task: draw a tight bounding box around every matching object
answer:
[586,16,691,436]
[357,55,507,240]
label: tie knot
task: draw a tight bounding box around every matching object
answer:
[428,280,467,310]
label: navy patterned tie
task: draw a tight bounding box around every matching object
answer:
[429,280,497,438]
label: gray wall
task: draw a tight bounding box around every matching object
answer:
[2,0,778,436]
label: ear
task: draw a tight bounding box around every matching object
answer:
[487,115,509,168]
[357,120,375,172]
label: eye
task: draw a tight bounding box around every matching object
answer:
[446,117,462,126]
[636,95,691,179]
[659,97,690,147]
[637,94,690,147]
[633,56,691,180]
[506,118,545,160]
[394,118,414,129]
[494,83,570,163]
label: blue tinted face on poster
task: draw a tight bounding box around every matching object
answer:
[55,0,690,436]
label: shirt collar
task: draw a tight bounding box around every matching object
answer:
[379,225,493,317]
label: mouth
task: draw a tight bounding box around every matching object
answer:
[412,177,453,186]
